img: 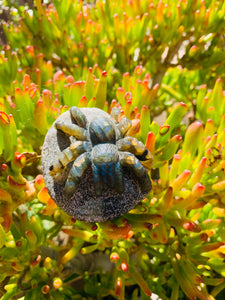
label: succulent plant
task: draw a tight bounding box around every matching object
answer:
[0,1,225,299]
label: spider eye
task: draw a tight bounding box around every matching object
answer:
[49,165,54,171]
[89,118,116,145]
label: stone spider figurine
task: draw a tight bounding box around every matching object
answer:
[42,106,152,222]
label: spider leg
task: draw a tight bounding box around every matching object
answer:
[110,107,132,136]
[55,120,88,140]
[70,106,87,128]
[117,117,132,137]
[110,107,121,123]
[64,152,91,198]
[117,136,153,170]
[119,152,152,193]
[49,141,89,177]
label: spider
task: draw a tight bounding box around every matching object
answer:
[49,106,152,199]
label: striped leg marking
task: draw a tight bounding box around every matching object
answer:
[64,152,91,198]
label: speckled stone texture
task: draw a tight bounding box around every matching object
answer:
[42,107,149,223]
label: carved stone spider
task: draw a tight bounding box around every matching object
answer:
[42,107,152,222]
[49,106,152,198]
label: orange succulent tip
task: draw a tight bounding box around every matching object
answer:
[102,70,107,76]
[174,154,181,160]
[201,242,225,253]
[212,180,225,192]
[207,106,214,113]
[174,135,182,142]
[16,240,23,247]
[1,213,12,232]
[31,254,41,267]
[136,79,142,85]
[91,224,98,231]
[110,99,117,107]
[192,183,205,197]
[103,223,132,240]
[26,230,34,237]
[123,72,129,77]
[203,218,221,225]
[159,125,170,135]
[7,175,26,189]
[200,233,208,242]
[122,218,129,226]
[15,153,26,166]
[47,197,57,207]
[110,223,118,230]
[144,223,153,230]
[125,230,134,239]
[38,186,51,204]
[183,221,201,233]
[22,74,31,87]
[135,65,143,76]
[141,105,149,112]
[125,92,132,101]
[205,135,211,144]
[216,78,222,83]
[26,45,34,55]
[36,53,43,58]
[53,70,65,83]
[41,285,50,294]
[11,261,23,271]
[216,142,222,149]
[66,75,74,84]
[79,95,88,107]
[0,111,10,125]
[30,87,38,98]
[200,84,207,90]
[199,155,207,165]
[134,106,139,113]
[115,277,123,296]
[171,169,191,192]
[4,44,10,52]
[117,87,125,93]
[136,113,141,119]
[71,217,76,223]
[110,252,119,262]
[145,132,155,154]
[35,174,44,186]
[206,118,213,124]
[121,262,129,272]
[190,45,198,52]
[53,277,63,289]
[72,80,85,87]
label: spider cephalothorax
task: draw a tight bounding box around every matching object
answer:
[42,107,152,222]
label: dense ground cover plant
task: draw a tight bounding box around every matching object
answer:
[0,0,225,299]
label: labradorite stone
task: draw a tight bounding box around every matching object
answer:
[42,107,149,223]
